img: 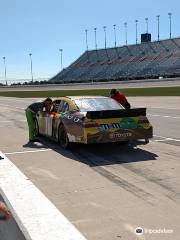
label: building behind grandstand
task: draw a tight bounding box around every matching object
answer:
[50,36,180,83]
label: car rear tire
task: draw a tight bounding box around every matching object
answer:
[58,124,70,149]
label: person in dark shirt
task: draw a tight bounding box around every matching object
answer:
[110,89,131,109]
[25,98,52,142]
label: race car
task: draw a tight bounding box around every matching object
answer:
[35,96,153,148]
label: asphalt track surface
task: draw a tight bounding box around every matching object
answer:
[0,96,180,240]
[0,77,180,91]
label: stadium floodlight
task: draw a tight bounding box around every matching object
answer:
[94,27,98,50]
[59,49,63,70]
[124,22,127,45]
[2,57,7,85]
[29,53,34,82]
[113,24,117,48]
[135,20,138,44]
[103,26,107,49]
[168,13,172,39]
[145,17,149,33]
[156,15,160,41]
[85,29,88,51]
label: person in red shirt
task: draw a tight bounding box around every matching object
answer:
[110,89,131,109]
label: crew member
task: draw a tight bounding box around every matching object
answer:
[110,89,131,109]
[0,201,11,221]
[25,98,52,142]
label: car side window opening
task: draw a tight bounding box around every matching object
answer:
[58,101,69,113]
[62,101,69,112]
[51,100,61,112]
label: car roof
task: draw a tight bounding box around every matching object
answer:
[53,96,109,101]
[53,96,111,112]
[68,96,109,100]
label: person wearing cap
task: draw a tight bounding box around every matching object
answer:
[110,89,131,109]
[25,98,52,142]
[0,201,11,221]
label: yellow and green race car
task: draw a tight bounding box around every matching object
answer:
[35,96,153,148]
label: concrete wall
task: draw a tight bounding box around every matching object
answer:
[0,195,26,240]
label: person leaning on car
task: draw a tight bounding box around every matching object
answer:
[25,98,52,142]
[110,89,131,109]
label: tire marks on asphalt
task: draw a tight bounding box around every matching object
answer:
[71,143,180,206]
[72,148,156,205]
[120,163,180,205]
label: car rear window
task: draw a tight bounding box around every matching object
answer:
[74,97,124,112]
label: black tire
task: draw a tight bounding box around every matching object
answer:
[34,119,40,137]
[58,124,69,149]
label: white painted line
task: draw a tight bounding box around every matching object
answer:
[154,139,170,142]
[148,114,180,119]
[153,135,168,139]
[153,134,180,142]
[0,120,26,123]
[136,105,180,110]
[0,151,87,240]
[0,97,34,103]
[5,149,51,155]
[0,104,25,110]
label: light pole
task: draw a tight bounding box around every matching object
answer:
[85,29,88,51]
[135,20,138,44]
[2,57,7,85]
[94,28,97,50]
[124,22,127,45]
[103,26,107,49]
[145,18,149,42]
[29,53,33,82]
[113,24,117,48]
[145,17,149,33]
[59,49,63,71]
[168,13,172,39]
[157,15,160,41]
[145,18,148,33]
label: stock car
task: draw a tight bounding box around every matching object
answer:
[35,96,153,148]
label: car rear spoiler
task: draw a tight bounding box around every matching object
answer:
[86,108,146,119]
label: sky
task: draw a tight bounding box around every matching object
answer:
[0,0,179,81]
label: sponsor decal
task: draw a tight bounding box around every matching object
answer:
[67,133,76,142]
[120,117,139,129]
[99,123,121,131]
[110,132,132,139]
[99,118,139,132]
[74,117,80,123]
[58,113,81,123]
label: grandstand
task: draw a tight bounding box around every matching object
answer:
[50,37,180,83]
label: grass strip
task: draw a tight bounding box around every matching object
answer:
[0,86,180,98]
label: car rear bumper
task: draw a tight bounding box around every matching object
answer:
[85,127,153,144]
